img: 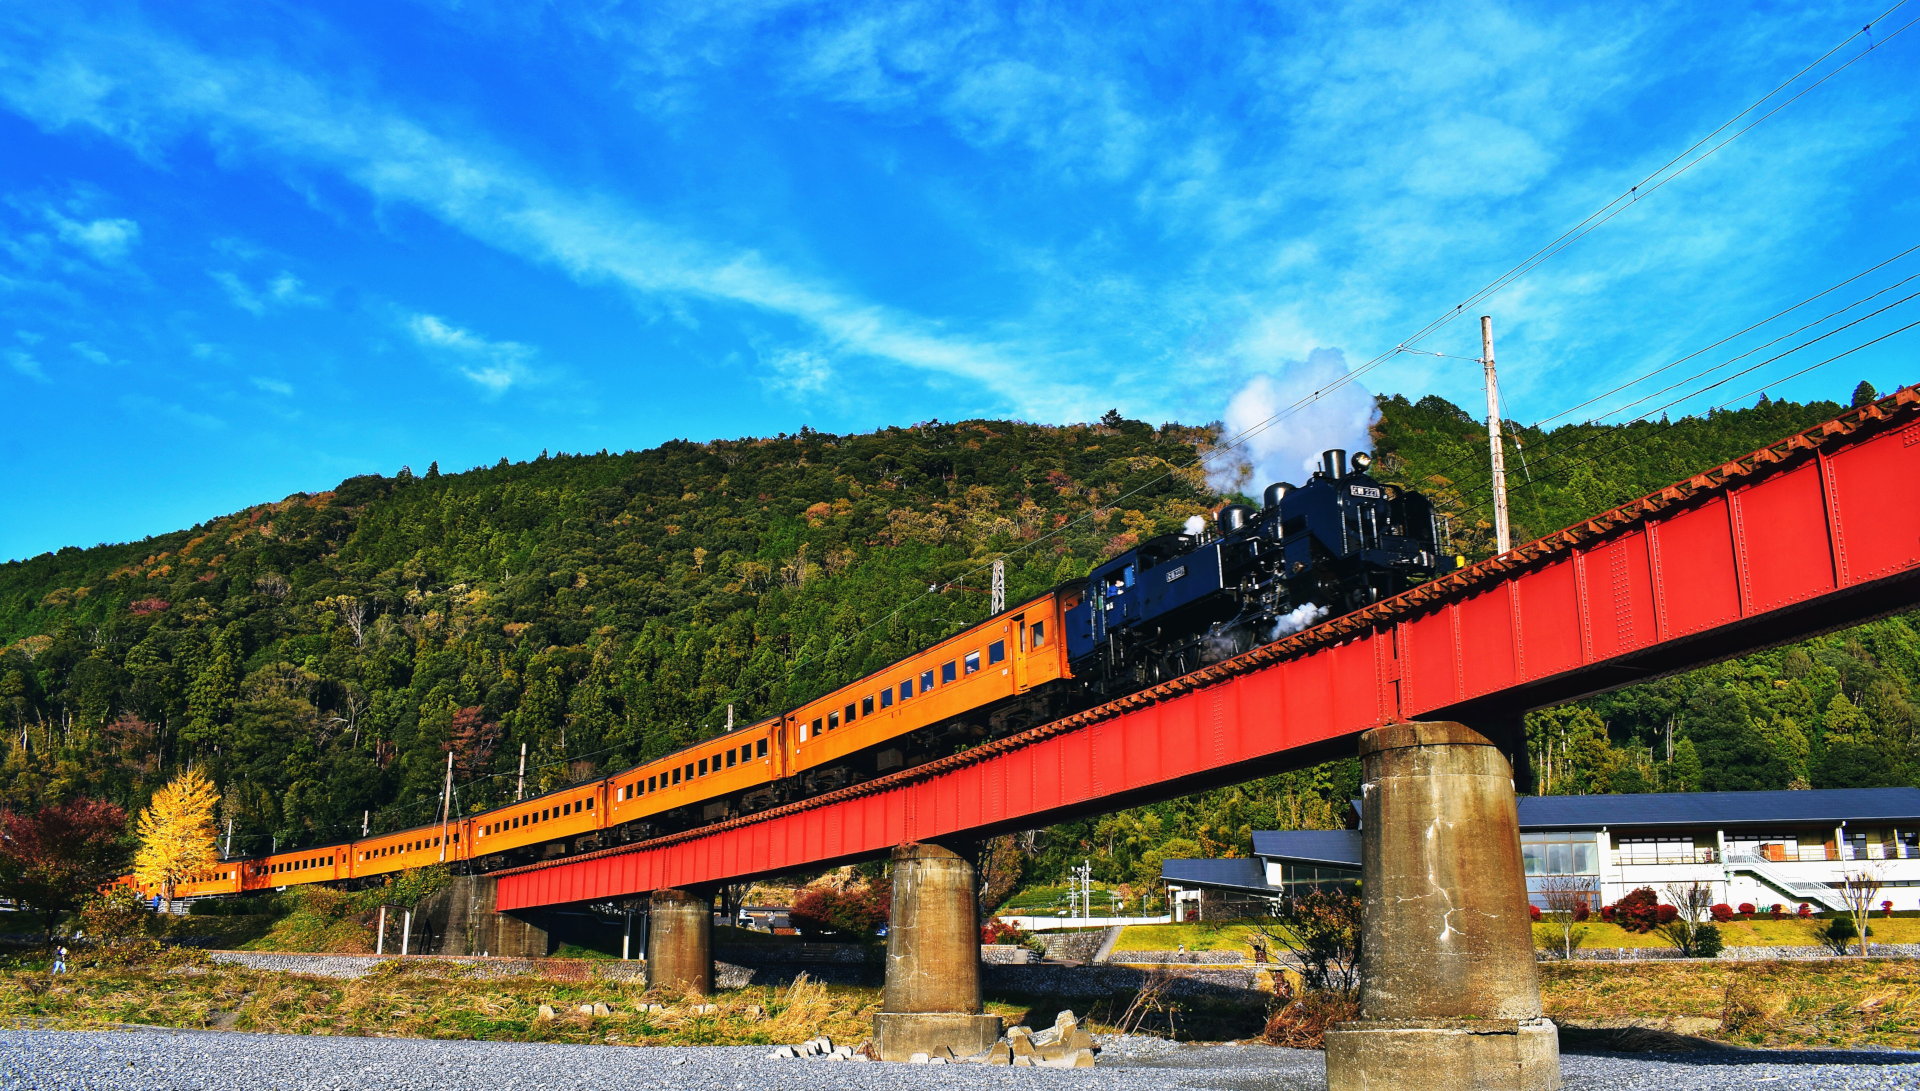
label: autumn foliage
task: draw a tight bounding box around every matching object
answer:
[133,769,220,911]
[0,798,129,944]
[790,880,890,938]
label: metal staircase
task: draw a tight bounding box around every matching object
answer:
[1722,852,1848,912]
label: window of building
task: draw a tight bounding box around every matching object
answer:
[757,738,768,758]
[1032,621,1046,646]
[988,640,1006,664]
[880,688,893,709]
[1522,832,1600,876]
[965,651,981,674]
[863,695,875,716]
[922,669,936,692]
[942,661,957,684]
[1612,835,1704,865]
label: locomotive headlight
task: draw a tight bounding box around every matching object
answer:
[1351,451,1373,474]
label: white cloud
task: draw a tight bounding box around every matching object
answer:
[406,313,539,395]
[7,349,47,381]
[212,269,319,314]
[48,212,138,262]
[69,340,112,365]
[250,376,293,395]
[760,346,833,396]
[120,393,222,430]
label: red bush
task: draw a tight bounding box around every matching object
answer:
[790,881,891,938]
[1611,888,1663,933]
[1573,904,1591,923]
[1736,903,1756,917]
[1710,903,1734,923]
[1768,904,1786,921]
[1796,903,1813,919]
[1883,900,1895,918]
[1657,905,1679,925]
[1599,905,1616,923]
[128,598,169,616]
[981,919,1026,944]
[1528,905,1542,921]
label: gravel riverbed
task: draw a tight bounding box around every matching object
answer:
[3,1028,1919,1090]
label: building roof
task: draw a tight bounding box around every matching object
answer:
[1251,829,1362,868]
[1514,787,1920,830]
[1159,857,1272,894]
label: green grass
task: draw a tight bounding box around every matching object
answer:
[1110,922,1277,952]
[1534,915,1920,951]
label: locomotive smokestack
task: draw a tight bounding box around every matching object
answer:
[1322,449,1348,479]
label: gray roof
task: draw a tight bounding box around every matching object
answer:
[1159,857,1272,893]
[1515,787,1920,830]
[1252,830,1362,868]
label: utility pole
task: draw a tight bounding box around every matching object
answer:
[726,704,735,733]
[222,819,233,860]
[362,810,369,837]
[438,751,454,863]
[516,742,527,801]
[991,558,1005,615]
[1481,315,1512,555]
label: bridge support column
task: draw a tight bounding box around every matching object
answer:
[873,842,1001,1062]
[646,888,713,997]
[1325,721,1560,1091]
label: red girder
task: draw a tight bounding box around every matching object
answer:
[497,389,1920,911]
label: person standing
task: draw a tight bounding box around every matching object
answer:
[52,944,68,974]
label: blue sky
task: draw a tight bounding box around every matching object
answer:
[2,1,1917,561]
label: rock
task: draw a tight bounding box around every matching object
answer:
[1035,1049,1096,1069]
[593,1002,612,1017]
[932,1046,956,1061]
[536,1004,556,1021]
[669,1058,687,1066]
[578,1004,596,1015]
[1012,1055,1034,1067]
[770,1046,796,1059]
[1008,1031,1037,1057]
[1055,1009,1080,1028]
[928,1057,948,1065]
[985,1042,1013,1066]
[744,1005,766,1018]
[909,1052,931,1064]
[831,1046,854,1059]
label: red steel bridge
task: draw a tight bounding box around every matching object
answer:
[497,389,1920,912]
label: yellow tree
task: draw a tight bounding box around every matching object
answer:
[133,769,219,914]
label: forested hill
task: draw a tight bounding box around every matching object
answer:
[2,385,1911,878]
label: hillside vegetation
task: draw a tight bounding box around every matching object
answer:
[4,385,1915,900]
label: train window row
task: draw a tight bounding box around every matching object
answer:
[357,833,458,862]
[618,738,768,802]
[481,796,594,836]
[799,640,1010,741]
[267,854,335,875]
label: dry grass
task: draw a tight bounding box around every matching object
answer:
[1536,916,1920,951]
[0,959,888,1047]
[1540,959,1920,1050]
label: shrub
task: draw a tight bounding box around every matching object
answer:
[1883,900,1895,918]
[1572,904,1590,923]
[1657,904,1679,925]
[1818,915,1857,956]
[1611,888,1662,933]
[981,919,1026,945]
[790,880,891,938]
[1797,903,1814,919]
[1528,905,1541,921]
[1599,905,1616,923]
[1768,904,1786,921]
[1737,903,1756,917]
[1710,903,1734,923]
[1688,922,1725,958]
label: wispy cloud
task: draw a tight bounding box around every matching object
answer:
[249,376,293,395]
[119,393,223,430]
[212,269,320,314]
[69,340,115,366]
[406,313,539,395]
[6,348,47,381]
[0,13,1097,418]
[48,210,138,262]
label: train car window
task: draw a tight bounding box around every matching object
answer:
[942,661,957,683]
[965,651,981,674]
[880,688,893,709]
[684,763,694,781]
[899,681,911,702]
[699,758,709,776]
[672,768,681,785]
[845,702,857,723]
[811,717,823,737]
[827,710,839,730]
[921,669,934,692]
[757,738,768,758]
[989,641,1006,664]
[1032,620,1046,646]
[649,775,658,791]
[863,695,875,715]
[585,798,593,811]
[727,749,737,768]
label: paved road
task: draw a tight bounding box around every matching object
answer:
[3,1029,1919,1090]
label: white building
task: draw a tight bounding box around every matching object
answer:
[1164,788,1920,916]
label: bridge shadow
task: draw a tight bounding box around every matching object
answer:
[1560,1025,1920,1066]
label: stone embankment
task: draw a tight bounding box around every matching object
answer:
[767,1009,1100,1068]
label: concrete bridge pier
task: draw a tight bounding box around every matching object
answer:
[646,888,714,997]
[1325,721,1561,1091]
[873,841,1002,1062]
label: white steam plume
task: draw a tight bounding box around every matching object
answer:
[1206,347,1378,496]
[1269,602,1331,640]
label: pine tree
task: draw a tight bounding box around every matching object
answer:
[1671,738,1703,792]
[133,768,220,913]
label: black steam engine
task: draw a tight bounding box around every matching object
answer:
[1063,449,1458,693]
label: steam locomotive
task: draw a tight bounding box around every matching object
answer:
[1064,449,1456,692]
